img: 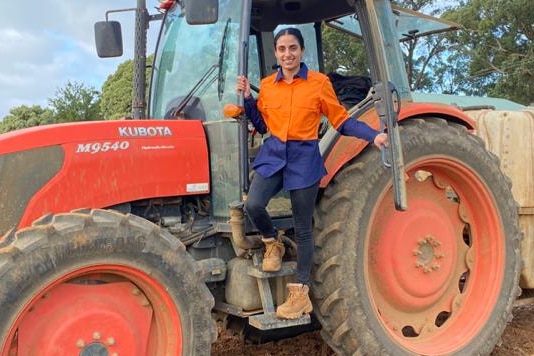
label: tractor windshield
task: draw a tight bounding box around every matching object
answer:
[149,0,241,121]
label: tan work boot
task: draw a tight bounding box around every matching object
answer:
[262,237,285,272]
[276,283,313,319]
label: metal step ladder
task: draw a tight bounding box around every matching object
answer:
[247,254,311,330]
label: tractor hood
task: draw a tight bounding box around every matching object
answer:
[0,120,210,235]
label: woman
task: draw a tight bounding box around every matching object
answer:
[237,27,387,320]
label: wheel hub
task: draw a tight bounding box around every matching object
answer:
[414,235,444,273]
[81,342,109,356]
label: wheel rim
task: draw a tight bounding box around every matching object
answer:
[2,265,183,356]
[367,157,505,354]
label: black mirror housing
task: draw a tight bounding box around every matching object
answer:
[94,21,123,58]
[185,0,218,24]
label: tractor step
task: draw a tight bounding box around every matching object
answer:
[246,253,303,330]
[249,313,311,330]
[247,261,297,279]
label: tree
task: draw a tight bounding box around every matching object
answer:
[48,81,102,122]
[100,59,134,120]
[445,0,534,104]
[322,25,368,75]
[0,105,54,134]
[100,55,153,120]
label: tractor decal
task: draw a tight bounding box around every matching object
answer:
[118,126,173,137]
[75,141,130,154]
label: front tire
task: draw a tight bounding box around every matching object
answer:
[0,209,215,356]
[313,119,521,355]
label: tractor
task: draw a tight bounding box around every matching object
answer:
[0,0,522,355]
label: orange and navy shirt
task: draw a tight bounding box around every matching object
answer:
[244,63,378,190]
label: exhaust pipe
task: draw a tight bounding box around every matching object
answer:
[229,202,261,250]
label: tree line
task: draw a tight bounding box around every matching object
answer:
[1,0,532,133]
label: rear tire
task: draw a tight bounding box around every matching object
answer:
[0,209,214,356]
[313,119,521,355]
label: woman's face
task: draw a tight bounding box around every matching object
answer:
[274,34,304,74]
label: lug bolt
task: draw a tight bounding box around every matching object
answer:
[76,339,85,348]
[107,337,116,346]
[93,332,101,340]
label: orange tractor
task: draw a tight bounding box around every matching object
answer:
[0,0,522,355]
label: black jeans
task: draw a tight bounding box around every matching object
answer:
[245,171,319,285]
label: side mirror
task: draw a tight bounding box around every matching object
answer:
[94,21,123,58]
[185,0,218,24]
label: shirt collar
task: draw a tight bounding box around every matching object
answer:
[274,62,308,82]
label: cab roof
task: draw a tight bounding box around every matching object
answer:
[251,0,355,30]
[251,0,459,39]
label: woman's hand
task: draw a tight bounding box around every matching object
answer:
[236,75,252,99]
[373,132,388,149]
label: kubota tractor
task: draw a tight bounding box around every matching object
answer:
[0,0,522,355]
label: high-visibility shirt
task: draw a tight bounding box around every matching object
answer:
[244,63,378,190]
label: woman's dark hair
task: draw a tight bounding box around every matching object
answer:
[274,27,305,49]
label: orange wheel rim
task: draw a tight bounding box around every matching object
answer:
[367,158,505,354]
[2,265,183,356]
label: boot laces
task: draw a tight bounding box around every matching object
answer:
[265,242,280,257]
[285,290,302,306]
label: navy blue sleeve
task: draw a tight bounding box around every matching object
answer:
[337,117,379,142]
[244,96,268,134]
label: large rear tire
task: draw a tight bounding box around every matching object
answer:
[0,209,215,356]
[313,119,521,355]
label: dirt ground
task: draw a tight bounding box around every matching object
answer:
[212,303,534,356]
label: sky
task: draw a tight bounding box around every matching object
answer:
[0,0,161,119]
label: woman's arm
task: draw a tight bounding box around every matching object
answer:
[243,96,268,134]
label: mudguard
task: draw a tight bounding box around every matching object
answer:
[0,120,209,235]
[320,101,476,188]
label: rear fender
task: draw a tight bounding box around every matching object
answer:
[320,101,476,188]
[0,120,210,234]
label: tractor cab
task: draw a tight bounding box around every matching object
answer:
[142,0,459,221]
